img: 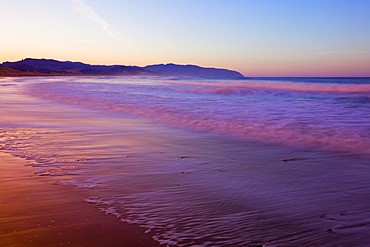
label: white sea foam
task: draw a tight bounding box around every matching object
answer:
[10,152,26,158]
[34,169,47,174]
[24,78,370,154]
[165,80,370,93]
[2,76,370,246]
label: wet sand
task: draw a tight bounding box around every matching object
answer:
[0,152,160,247]
[2,78,370,246]
[0,81,160,246]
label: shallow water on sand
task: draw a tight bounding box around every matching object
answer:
[1,78,370,246]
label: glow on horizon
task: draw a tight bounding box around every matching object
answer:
[0,0,369,77]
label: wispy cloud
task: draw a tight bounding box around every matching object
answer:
[71,0,117,39]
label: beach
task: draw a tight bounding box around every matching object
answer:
[0,152,160,247]
[0,80,161,247]
[1,76,370,246]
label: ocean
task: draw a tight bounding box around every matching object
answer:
[1,76,370,246]
[25,76,370,154]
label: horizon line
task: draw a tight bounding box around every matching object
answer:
[1,57,369,78]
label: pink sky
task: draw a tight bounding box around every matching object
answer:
[1,0,369,77]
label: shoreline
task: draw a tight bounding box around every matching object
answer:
[0,81,161,246]
[2,77,370,246]
[0,151,160,247]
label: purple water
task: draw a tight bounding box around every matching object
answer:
[26,76,370,154]
[1,76,370,246]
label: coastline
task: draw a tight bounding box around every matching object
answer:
[0,68,79,77]
[0,151,160,247]
[1,77,370,246]
[0,81,160,246]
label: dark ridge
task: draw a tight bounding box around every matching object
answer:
[0,58,244,78]
[144,63,244,78]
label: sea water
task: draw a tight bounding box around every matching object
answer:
[1,76,370,246]
[25,76,370,154]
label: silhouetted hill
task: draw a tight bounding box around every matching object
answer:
[0,67,73,77]
[0,67,24,74]
[144,63,244,78]
[0,58,157,76]
[0,59,244,78]
[1,58,89,73]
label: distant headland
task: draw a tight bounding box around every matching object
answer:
[0,58,244,78]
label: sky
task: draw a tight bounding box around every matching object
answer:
[1,0,369,76]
